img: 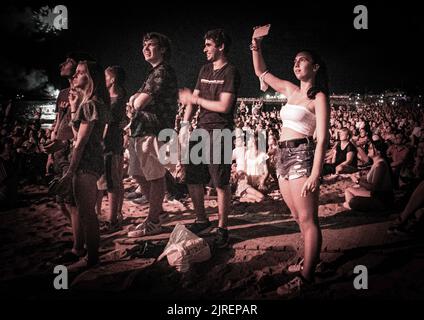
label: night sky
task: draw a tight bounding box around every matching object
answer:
[2,1,424,98]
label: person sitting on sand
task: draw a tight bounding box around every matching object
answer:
[233,170,265,203]
[232,135,247,173]
[245,133,269,194]
[343,139,394,212]
[323,127,358,175]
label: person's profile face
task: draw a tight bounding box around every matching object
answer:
[293,52,317,80]
[368,144,375,158]
[72,63,89,89]
[203,39,220,62]
[105,69,114,89]
[60,58,77,78]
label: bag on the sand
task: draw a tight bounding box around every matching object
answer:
[158,223,211,272]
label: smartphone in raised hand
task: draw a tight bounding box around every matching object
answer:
[253,24,271,39]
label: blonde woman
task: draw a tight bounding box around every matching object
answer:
[60,60,110,269]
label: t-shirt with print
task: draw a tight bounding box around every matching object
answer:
[195,63,240,130]
[130,62,178,138]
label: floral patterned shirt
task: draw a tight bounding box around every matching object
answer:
[130,62,178,137]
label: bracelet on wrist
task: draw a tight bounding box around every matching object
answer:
[250,43,260,51]
[259,70,269,80]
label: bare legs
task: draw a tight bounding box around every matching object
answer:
[216,185,231,228]
[134,175,165,223]
[279,177,322,282]
[67,204,85,255]
[96,182,124,224]
[242,186,265,202]
[188,184,207,221]
[187,184,231,228]
[73,172,99,265]
[344,186,371,209]
[399,180,424,222]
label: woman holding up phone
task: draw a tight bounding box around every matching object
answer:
[251,26,330,296]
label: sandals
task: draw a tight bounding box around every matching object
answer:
[287,257,305,273]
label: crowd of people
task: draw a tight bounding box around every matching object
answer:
[1,26,424,297]
[0,102,52,207]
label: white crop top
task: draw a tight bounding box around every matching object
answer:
[280,103,316,136]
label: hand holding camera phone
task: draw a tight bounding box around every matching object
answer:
[252,24,271,39]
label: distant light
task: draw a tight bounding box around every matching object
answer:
[266,94,270,99]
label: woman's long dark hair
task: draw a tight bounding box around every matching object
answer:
[299,49,329,100]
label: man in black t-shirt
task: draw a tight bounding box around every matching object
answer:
[179,29,241,248]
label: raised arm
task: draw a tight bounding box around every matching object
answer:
[251,35,298,97]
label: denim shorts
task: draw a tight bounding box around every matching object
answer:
[276,141,315,180]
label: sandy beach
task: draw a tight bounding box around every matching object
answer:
[1,175,423,300]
